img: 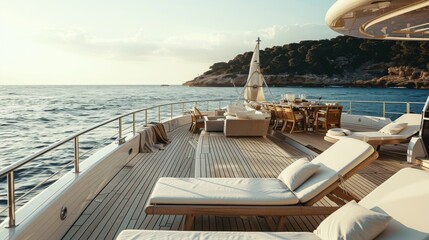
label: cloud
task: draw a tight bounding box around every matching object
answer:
[39,28,157,60]
[38,24,339,62]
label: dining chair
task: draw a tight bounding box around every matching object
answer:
[282,106,306,133]
[315,105,343,132]
[273,105,287,130]
[190,107,206,133]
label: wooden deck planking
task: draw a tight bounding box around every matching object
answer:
[64,123,413,239]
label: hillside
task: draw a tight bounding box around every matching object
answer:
[183,36,429,88]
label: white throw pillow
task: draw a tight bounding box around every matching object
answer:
[328,128,352,136]
[248,112,266,120]
[278,158,320,191]
[235,111,249,119]
[379,122,408,135]
[226,104,245,115]
[314,200,391,240]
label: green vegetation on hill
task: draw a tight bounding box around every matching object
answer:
[205,36,429,77]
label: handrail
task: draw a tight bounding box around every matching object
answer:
[322,99,424,117]
[324,100,423,104]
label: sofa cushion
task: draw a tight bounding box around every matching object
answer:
[236,111,249,119]
[248,112,267,120]
[226,104,245,116]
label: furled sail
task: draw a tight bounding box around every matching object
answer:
[243,38,266,102]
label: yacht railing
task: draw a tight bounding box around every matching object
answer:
[0,98,235,227]
[322,100,424,118]
[0,98,424,227]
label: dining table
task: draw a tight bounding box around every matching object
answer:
[270,102,327,132]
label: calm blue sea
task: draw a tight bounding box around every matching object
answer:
[0,85,428,220]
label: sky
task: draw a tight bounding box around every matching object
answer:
[0,0,339,85]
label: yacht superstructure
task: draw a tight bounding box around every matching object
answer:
[326,0,429,40]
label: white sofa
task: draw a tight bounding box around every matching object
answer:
[224,116,270,137]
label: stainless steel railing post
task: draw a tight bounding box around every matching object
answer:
[132,113,136,135]
[206,101,209,111]
[158,106,161,122]
[406,102,410,113]
[349,102,352,114]
[7,171,16,227]
[145,110,148,126]
[383,102,386,117]
[118,117,122,139]
[74,137,79,173]
[182,103,185,114]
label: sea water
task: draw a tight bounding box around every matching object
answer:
[0,85,428,220]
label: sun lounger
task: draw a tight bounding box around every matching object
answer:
[324,114,421,148]
[118,168,429,239]
[144,138,378,230]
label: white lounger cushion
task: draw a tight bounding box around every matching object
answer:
[359,168,429,240]
[326,131,411,142]
[326,114,421,142]
[294,138,374,203]
[117,230,320,240]
[149,178,299,205]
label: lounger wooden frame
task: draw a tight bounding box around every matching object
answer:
[145,151,379,231]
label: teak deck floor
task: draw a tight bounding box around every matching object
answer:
[63,124,412,240]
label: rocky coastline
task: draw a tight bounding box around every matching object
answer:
[183,66,429,89]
